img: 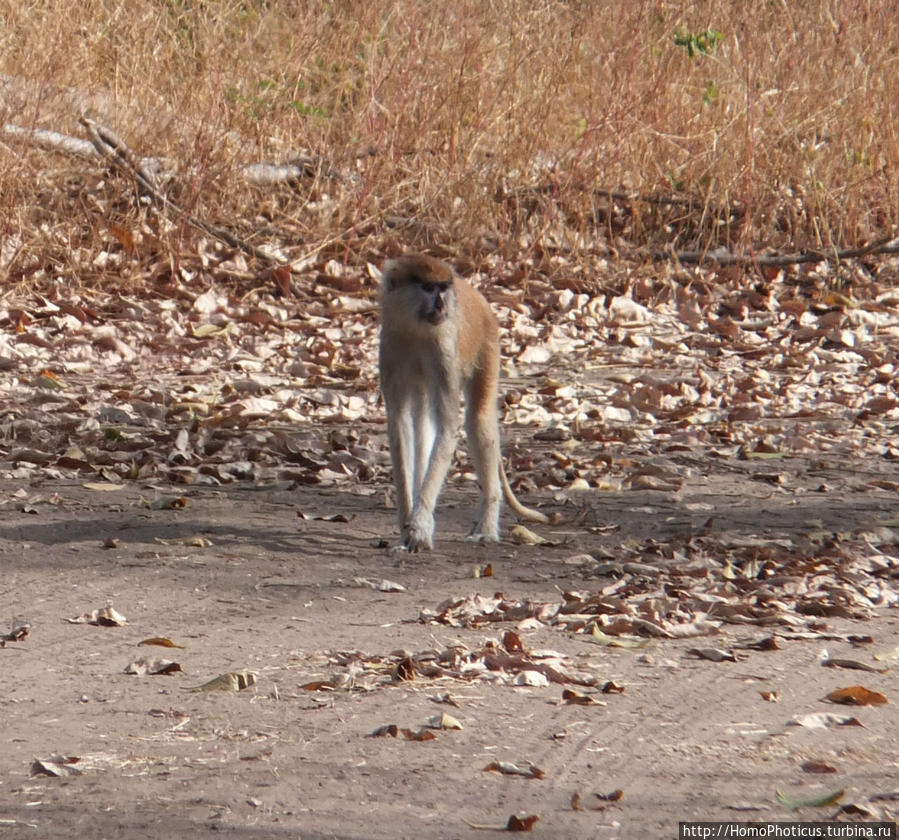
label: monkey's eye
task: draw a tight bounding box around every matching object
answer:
[420,280,451,295]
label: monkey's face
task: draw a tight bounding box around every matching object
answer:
[417,279,454,326]
[380,254,458,336]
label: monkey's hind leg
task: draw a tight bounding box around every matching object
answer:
[464,379,502,544]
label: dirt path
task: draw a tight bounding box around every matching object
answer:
[2,448,898,839]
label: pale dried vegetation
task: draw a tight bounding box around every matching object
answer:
[1,1,899,495]
[1,0,897,290]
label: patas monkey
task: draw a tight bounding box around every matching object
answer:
[379,254,553,552]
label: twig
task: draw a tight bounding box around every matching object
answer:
[501,183,710,211]
[653,236,899,268]
[78,117,287,266]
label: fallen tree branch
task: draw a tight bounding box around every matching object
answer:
[79,118,287,266]
[3,121,332,186]
[3,123,97,158]
[652,236,899,268]
[501,182,715,211]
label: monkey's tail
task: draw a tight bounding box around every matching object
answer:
[499,463,560,525]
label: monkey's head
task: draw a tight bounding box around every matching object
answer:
[380,254,457,331]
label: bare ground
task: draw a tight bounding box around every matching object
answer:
[1,447,898,840]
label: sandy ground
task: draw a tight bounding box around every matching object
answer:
[1,451,898,839]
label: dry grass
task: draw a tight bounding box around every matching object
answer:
[1,0,896,287]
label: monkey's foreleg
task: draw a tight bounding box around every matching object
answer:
[405,399,457,552]
[385,392,416,538]
[404,441,453,551]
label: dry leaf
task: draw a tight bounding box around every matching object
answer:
[428,692,460,707]
[400,728,437,741]
[82,481,126,492]
[299,680,336,691]
[826,685,888,706]
[34,369,64,390]
[570,789,622,811]
[687,647,738,662]
[31,755,82,777]
[183,670,257,691]
[124,657,182,676]
[108,222,138,255]
[483,761,545,780]
[507,814,539,832]
[741,635,781,651]
[191,322,232,338]
[822,657,887,674]
[427,712,463,730]
[155,536,212,547]
[271,264,292,297]
[562,688,598,706]
[66,605,127,626]
[787,712,864,729]
[509,525,547,545]
[462,814,539,832]
[355,577,406,592]
[138,637,186,649]
[0,618,30,645]
[503,630,525,652]
[368,724,400,738]
[801,760,837,774]
[394,656,416,682]
[515,670,549,687]
[143,496,188,510]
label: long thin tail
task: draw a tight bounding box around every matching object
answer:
[499,462,558,525]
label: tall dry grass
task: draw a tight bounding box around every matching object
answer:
[1,0,896,285]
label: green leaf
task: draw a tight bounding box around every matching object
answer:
[589,624,649,649]
[674,28,723,59]
[776,788,845,810]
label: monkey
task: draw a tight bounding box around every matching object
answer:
[378,253,553,552]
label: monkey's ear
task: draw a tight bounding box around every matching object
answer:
[381,260,402,291]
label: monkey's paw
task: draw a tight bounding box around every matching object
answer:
[403,512,435,553]
[466,532,500,545]
[403,527,433,552]
[467,521,500,544]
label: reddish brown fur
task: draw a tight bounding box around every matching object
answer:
[454,277,500,410]
[379,254,550,551]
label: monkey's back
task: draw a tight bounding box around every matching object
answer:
[454,278,500,398]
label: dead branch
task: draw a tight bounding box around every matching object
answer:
[653,236,899,268]
[3,123,97,158]
[79,118,287,266]
[2,121,331,186]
